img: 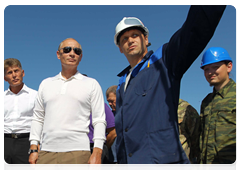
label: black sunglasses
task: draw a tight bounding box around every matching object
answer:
[60,46,82,55]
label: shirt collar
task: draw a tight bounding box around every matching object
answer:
[213,78,235,98]
[54,71,83,81]
[6,83,29,95]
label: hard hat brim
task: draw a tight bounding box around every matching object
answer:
[114,26,148,46]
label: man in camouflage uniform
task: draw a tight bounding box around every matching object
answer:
[199,47,236,164]
[178,99,200,163]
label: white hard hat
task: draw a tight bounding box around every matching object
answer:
[114,17,149,46]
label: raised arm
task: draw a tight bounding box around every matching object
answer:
[164,5,226,78]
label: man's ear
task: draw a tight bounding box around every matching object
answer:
[227,62,233,73]
[79,54,83,62]
[144,35,149,47]
[22,69,25,78]
[57,50,61,60]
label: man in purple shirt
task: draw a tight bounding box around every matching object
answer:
[88,103,116,163]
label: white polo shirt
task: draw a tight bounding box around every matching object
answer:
[30,71,106,152]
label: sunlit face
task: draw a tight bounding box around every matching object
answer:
[118,29,148,59]
[4,66,25,88]
[203,61,232,87]
[57,39,82,68]
[107,92,116,112]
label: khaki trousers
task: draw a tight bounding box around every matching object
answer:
[37,151,91,164]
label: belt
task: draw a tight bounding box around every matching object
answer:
[4,133,30,139]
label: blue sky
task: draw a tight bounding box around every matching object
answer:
[3,5,236,114]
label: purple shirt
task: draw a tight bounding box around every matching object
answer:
[88,103,115,143]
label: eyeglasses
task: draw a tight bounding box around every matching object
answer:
[60,46,82,55]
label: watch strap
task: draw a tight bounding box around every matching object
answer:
[28,149,38,154]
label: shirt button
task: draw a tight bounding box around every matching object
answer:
[125,128,128,132]
[128,153,133,157]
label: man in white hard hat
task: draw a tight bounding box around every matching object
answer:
[113,6,226,164]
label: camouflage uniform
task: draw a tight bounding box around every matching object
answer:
[199,78,236,164]
[178,99,200,163]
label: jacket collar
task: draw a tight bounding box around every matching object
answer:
[117,50,154,77]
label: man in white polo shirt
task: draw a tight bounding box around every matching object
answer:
[29,38,106,164]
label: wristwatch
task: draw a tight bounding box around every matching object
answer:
[28,149,38,154]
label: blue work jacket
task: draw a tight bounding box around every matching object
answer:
[115,5,226,164]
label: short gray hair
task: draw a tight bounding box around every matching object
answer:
[4,58,22,74]
[106,85,117,98]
